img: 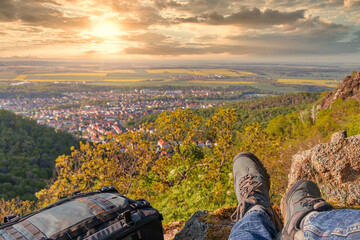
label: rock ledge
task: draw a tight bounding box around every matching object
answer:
[288,131,360,205]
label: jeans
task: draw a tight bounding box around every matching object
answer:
[229,208,360,240]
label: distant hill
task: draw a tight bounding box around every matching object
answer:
[0,109,80,200]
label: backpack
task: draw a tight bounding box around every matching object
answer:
[0,187,164,240]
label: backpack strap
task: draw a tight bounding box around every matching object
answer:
[3,226,26,240]
[2,220,47,240]
[90,195,116,210]
[20,220,46,240]
[77,198,107,214]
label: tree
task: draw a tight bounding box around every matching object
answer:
[206,108,237,177]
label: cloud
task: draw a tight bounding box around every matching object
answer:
[154,0,233,15]
[111,0,303,29]
[120,14,358,56]
[175,8,305,27]
[122,37,359,56]
[344,0,360,7]
[1,0,359,59]
[282,16,350,35]
[226,17,357,55]
[122,33,170,44]
[0,0,17,21]
[123,45,209,55]
[121,42,294,56]
[111,0,167,30]
[262,0,344,8]
[153,0,183,10]
[0,0,90,30]
[262,0,360,9]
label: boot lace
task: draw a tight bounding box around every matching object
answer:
[294,192,326,208]
[230,174,263,222]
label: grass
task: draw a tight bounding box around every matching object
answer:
[277,79,338,88]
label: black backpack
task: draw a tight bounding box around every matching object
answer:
[0,187,164,240]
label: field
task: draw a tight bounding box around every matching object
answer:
[0,69,259,84]
[188,81,255,84]
[13,75,27,81]
[94,70,136,73]
[146,69,257,76]
[0,64,348,92]
[277,79,339,88]
[34,73,108,76]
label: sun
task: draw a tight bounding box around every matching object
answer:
[91,21,120,37]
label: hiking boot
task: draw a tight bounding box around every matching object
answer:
[279,180,334,240]
[231,152,283,232]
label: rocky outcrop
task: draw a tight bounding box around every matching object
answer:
[172,207,236,240]
[288,131,360,205]
[318,72,360,110]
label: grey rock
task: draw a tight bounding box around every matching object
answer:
[288,131,360,205]
[174,211,209,240]
[173,208,236,240]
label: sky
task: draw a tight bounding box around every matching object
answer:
[0,0,359,61]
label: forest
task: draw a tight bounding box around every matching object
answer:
[0,110,79,200]
[124,92,320,129]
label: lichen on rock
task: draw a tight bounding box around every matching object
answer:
[288,131,360,206]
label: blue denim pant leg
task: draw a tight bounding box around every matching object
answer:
[228,208,277,240]
[303,209,360,240]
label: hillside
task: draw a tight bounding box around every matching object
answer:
[1,72,360,237]
[168,72,360,239]
[34,72,360,218]
[125,92,320,129]
[0,110,80,200]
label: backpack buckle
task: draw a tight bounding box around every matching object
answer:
[131,200,150,209]
[4,214,20,223]
[122,210,134,227]
[100,186,117,193]
[72,190,83,196]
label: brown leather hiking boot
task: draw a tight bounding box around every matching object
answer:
[279,180,334,240]
[231,152,283,232]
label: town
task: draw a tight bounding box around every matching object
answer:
[0,87,254,143]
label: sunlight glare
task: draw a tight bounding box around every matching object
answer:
[91,21,120,37]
